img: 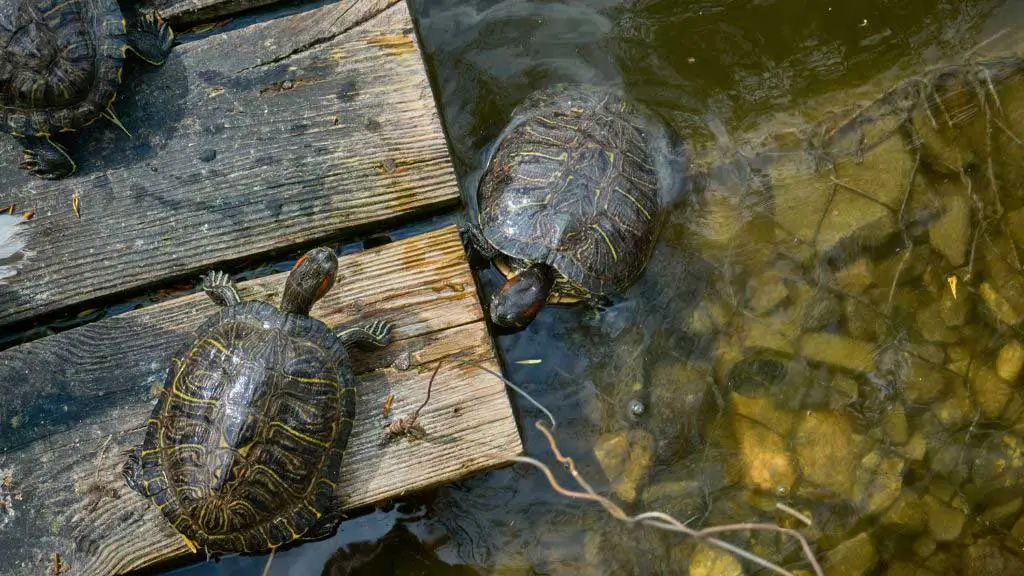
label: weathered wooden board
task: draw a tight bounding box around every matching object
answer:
[0,0,459,330]
[0,226,522,576]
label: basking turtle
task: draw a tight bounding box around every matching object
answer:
[465,84,683,329]
[0,0,174,179]
[122,247,392,554]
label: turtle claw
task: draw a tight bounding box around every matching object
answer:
[122,448,148,497]
[19,138,75,179]
[126,11,174,66]
[338,318,393,350]
[202,270,241,307]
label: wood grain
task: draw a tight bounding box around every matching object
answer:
[0,226,522,576]
[0,0,459,330]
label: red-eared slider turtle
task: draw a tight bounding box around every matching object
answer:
[121,247,392,554]
[465,84,683,329]
[0,0,174,179]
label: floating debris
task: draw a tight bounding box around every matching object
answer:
[72,192,81,219]
[382,393,394,419]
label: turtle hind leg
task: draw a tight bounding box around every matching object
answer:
[202,270,242,307]
[18,136,75,179]
[338,319,393,352]
[126,11,174,66]
[121,448,149,497]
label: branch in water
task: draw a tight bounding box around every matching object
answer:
[470,361,824,576]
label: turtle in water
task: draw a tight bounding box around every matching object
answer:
[464,84,684,329]
[0,0,174,179]
[122,247,392,554]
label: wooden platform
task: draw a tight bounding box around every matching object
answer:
[0,226,522,575]
[0,0,459,330]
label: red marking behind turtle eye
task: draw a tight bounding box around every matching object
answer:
[315,274,333,300]
[292,255,307,271]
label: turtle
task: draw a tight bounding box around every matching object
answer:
[464,84,684,329]
[0,0,175,179]
[121,247,393,554]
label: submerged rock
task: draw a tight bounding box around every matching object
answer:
[997,340,1024,382]
[981,282,1023,326]
[799,333,876,373]
[963,537,1024,576]
[881,491,927,534]
[853,451,904,516]
[824,532,878,576]
[794,411,860,499]
[972,367,1014,420]
[687,544,743,576]
[732,415,795,494]
[925,494,965,542]
[593,429,655,503]
[928,186,971,267]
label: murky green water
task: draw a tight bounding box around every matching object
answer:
[168,0,1024,574]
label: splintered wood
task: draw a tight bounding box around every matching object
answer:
[0,227,523,575]
[0,0,459,330]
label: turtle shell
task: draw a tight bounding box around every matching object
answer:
[477,84,675,298]
[136,300,355,553]
[0,0,126,137]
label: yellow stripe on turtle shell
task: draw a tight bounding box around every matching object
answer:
[614,187,651,220]
[290,375,339,387]
[518,151,567,162]
[200,337,232,357]
[269,422,328,447]
[590,224,618,262]
[171,386,219,406]
[42,1,72,18]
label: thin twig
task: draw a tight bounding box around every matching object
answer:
[261,548,276,576]
[465,363,825,575]
[456,361,557,430]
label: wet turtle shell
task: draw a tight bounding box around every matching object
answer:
[477,84,679,302]
[0,0,128,137]
[133,299,355,553]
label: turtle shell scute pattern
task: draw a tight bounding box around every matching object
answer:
[0,0,126,136]
[478,84,665,297]
[137,301,356,553]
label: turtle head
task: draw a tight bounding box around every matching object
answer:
[489,263,554,329]
[281,247,338,315]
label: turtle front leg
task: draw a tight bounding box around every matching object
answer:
[125,11,174,66]
[121,448,149,497]
[338,319,393,352]
[202,270,241,307]
[19,136,75,179]
[459,221,500,264]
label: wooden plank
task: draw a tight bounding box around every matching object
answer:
[0,0,459,330]
[0,226,522,576]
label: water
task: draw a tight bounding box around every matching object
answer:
[168,0,1024,573]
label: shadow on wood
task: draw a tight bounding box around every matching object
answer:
[0,226,522,575]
